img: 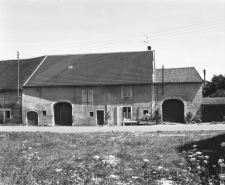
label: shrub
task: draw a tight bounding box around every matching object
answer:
[185,112,193,123]
[192,115,202,124]
[153,108,161,124]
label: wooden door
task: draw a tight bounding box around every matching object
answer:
[97,110,104,125]
[27,111,38,125]
[162,99,184,123]
[54,102,72,126]
[117,107,123,125]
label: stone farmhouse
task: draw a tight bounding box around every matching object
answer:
[21,50,204,126]
[1,49,223,126]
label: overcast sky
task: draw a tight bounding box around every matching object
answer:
[0,0,224,81]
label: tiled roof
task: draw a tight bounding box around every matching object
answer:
[203,98,225,105]
[0,56,45,90]
[155,67,202,83]
[25,51,154,86]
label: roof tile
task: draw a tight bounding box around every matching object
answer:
[155,67,202,83]
[0,56,45,90]
[25,51,154,86]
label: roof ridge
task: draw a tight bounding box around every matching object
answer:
[47,50,151,57]
[155,67,195,70]
[0,56,46,62]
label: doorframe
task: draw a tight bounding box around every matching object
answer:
[96,109,105,126]
[26,110,39,126]
[51,100,74,126]
[122,106,132,119]
[0,108,11,124]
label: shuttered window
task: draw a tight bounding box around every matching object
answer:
[82,90,93,105]
[121,86,132,99]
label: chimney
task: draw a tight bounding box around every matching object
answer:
[148,46,151,50]
[203,69,206,85]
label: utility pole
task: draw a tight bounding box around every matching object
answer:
[17,51,21,97]
[162,65,164,95]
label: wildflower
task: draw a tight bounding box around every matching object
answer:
[55,168,62,172]
[158,166,164,170]
[218,159,223,164]
[110,175,120,179]
[193,145,197,148]
[132,176,139,179]
[28,147,32,150]
[196,165,201,170]
[196,151,202,155]
[204,160,208,164]
[190,158,196,161]
[93,155,100,160]
[179,163,184,166]
[143,159,149,163]
[205,155,209,159]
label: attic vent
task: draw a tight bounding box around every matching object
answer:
[68,66,73,69]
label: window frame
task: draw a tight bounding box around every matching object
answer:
[142,109,149,115]
[82,90,93,105]
[121,86,132,99]
[5,110,11,119]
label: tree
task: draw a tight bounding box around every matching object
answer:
[203,74,225,97]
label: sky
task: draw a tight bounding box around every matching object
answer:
[0,0,224,81]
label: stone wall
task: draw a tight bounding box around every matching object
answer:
[153,83,203,121]
[22,85,152,126]
[0,90,22,124]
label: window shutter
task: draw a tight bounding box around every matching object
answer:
[82,90,88,105]
[88,90,93,105]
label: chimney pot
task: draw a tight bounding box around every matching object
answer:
[148,46,151,50]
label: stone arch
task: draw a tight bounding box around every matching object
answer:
[160,97,187,123]
[26,110,39,126]
[51,100,74,126]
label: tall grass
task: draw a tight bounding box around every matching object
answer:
[0,131,224,184]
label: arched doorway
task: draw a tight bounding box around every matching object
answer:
[54,102,72,126]
[27,111,38,125]
[162,99,184,123]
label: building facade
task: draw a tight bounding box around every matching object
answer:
[22,51,204,126]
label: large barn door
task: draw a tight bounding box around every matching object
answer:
[203,105,225,122]
[0,110,3,124]
[162,99,184,123]
[27,111,38,125]
[54,102,72,126]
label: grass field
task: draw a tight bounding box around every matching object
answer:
[0,131,225,185]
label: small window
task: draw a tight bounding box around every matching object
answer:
[5,111,10,119]
[90,112,94,116]
[121,86,132,99]
[82,90,93,105]
[143,110,148,115]
[42,111,46,116]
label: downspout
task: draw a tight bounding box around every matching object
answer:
[105,87,108,125]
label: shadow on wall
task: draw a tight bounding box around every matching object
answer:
[177,133,225,177]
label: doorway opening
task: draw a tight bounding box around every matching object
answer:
[162,99,184,123]
[27,111,38,126]
[54,102,72,126]
[97,110,104,125]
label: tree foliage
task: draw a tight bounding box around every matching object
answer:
[203,74,225,97]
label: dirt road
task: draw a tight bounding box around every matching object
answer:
[1,123,225,133]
